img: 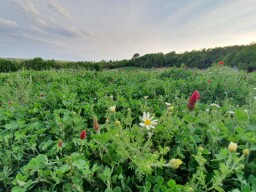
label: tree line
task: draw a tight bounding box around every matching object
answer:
[1,43,256,73]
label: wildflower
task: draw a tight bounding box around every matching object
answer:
[219,61,224,65]
[198,146,204,152]
[228,142,237,153]
[227,111,235,114]
[188,90,200,111]
[243,149,249,156]
[80,130,87,140]
[165,102,172,106]
[167,106,174,112]
[115,120,121,126]
[169,159,183,169]
[139,112,158,130]
[244,110,248,113]
[206,108,210,112]
[211,103,220,108]
[144,96,148,99]
[58,140,63,148]
[105,118,110,124]
[109,95,113,99]
[93,118,100,133]
[109,106,116,113]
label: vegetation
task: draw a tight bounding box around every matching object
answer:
[0,66,256,191]
[1,43,256,72]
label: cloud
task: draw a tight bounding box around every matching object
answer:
[9,0,41,17]
[46,0,71,18]
[0,17,18,27]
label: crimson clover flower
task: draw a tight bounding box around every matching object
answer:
[80,130,87,140]
[188,90,200,111]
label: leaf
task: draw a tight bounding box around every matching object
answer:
[156,176,164,186]
[167,179,176,188]
[145,181,151,191]
[16,180,26,187]
[235,110,248,122]
[4,122,19,130]
[241,185,251,192]
[72,159,88,170]
[153,184,160,192]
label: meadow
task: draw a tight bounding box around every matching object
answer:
[0,66,256,192]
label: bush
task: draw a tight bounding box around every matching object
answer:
[0,59,19,72]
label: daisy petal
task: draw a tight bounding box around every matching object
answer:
[146,112,150,119]
[143,112,147,120]
[146,126,150,130]
[150,116,155,120]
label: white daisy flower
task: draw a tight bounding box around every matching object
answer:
[139,112,158,130]
[109,106,116,113]
[165,102,172,106]
[210,103,220,108]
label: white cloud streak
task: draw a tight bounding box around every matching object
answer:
[46,0,71,18]
[0,17,18,27]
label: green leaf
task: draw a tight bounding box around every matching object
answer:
[146,181,152,191]
[153,184,160,192]
[156,176,164,186]
[167,179,176,188]
[4,122,19,130]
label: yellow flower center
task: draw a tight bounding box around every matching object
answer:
[145,119,151,126]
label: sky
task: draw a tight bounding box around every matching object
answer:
[0,0,256,61]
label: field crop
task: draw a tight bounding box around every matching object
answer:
[0,66,256,192]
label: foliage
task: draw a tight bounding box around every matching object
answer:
[0,67,256,191]
[1,43,256,73]
[0,59,19,72]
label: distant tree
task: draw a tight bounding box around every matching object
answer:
[23,57,45,71]
[132,53,140,59]
[0,59,19,72]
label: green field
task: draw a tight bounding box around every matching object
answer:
[0,66,256,191]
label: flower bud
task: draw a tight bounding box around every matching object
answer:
[242,149,249,156]
[169,158,183,169]
[80,130,87,140]
[198,146,204,152]
[167,106,174,112]
[228,142,237,153]
[115,120,121,126]
[105,118,110,124]
[93,118,100,133]
[109,106,116,113]
[58,140,63,148]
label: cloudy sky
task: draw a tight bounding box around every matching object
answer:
[0,0,256,61]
